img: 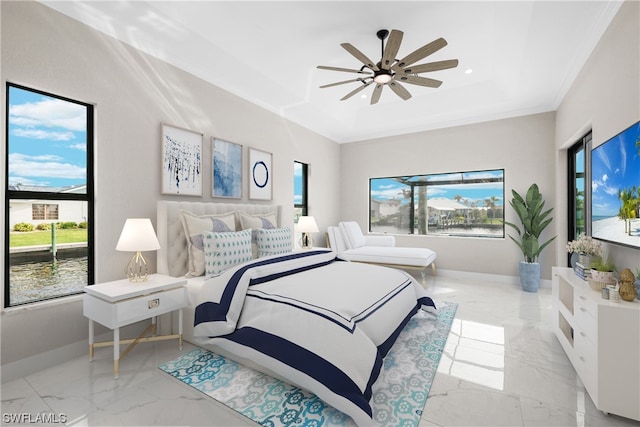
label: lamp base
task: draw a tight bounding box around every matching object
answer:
[301,233,313,249]
[126,251,150,282]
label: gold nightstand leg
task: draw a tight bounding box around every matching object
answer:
[89,344,94,361]
[114,359,119,379]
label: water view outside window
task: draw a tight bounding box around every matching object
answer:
[370,169,505,238]
[6,84,94,306]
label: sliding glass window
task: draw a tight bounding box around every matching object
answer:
[369,169,504,238]
[5,83,94,307]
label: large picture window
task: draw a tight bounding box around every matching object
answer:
[369,169,504,238]
[5,83,94,307]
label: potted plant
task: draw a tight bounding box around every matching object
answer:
[505,183,556,292]
[589,251,616,282]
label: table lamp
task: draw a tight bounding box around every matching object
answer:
[295,216,319,249]
[116,218,161,282]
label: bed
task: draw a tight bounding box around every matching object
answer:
[156,201,437,426]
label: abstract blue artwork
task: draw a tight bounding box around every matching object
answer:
[161,123,202,196]
[212,138,242,198]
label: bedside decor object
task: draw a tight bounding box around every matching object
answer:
[116,218,161,282]
[295,216,319,249]
[589,253,616,282]
[161,123,203,196]
[212,137,242,198]
[618,268,637,302]
[248,148,272,200]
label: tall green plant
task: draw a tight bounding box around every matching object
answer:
[505,183,556,263]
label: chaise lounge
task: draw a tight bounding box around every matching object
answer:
[327,221,437,283]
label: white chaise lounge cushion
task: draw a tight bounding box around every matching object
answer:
[340,246,436,268]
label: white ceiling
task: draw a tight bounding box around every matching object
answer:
[40,1,622,143]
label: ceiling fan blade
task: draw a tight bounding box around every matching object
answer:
[396,75,442,88]
[340,81,373,100]
[392,37,448,71]
[388,80,412,100]
[320,78,365,89]
[341,43,379,71]
[370,84,383,105]
[317,65,371,75]
[400,59,459,74]
[381,29,403,69]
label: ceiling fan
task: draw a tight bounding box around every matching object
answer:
[317,29,458,105]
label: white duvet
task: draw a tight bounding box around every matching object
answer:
[193,250,436,426]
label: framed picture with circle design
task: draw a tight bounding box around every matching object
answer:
[248,148,272,200]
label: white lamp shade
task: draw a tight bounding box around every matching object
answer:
[116,218,161,252]
[295,216,319,233]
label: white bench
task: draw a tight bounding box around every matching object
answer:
[326,221,437,283]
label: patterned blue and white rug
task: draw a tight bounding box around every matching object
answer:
[159,301,457,427]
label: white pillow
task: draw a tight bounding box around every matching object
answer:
[180,210,236,276]
[203,229,253,276]
[239,211,278,257]
[256,227,292,257]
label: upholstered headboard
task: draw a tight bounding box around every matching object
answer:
[157,200,281,277]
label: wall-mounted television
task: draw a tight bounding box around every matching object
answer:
[591,121,640,249]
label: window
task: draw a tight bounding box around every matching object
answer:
[294,161,308,221]
[5,83,94,307]
[32,204,59,220]
[568,131,591,244]
[369,169,504,238]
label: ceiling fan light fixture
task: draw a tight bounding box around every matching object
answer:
[373,72,393,84]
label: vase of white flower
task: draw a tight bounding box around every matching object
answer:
[566,233,602,267]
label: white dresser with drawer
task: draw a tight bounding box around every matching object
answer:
[552,267,640,421]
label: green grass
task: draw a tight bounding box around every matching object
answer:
[9,229,88,247]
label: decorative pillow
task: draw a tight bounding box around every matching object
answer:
[239,211,278,257]
[239,211,277,235]
[256,227,292,257]
[203,229,253,277]
[180,210,236,276]
[339,221,366,249]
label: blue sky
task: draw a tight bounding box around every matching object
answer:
[370,170,504,207]
[8,86,87,189]
[591,122,640,217]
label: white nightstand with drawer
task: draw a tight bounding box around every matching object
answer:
[83,274,187,379]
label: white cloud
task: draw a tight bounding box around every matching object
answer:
[69,143,87,151]
[9,98,86,131]
[9,153,85,179]
[12,128,75,141]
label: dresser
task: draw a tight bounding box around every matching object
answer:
[552,267,640,421]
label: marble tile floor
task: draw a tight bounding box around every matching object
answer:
[2,273,640,427]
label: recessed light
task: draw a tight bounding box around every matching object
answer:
[465,69,473,74]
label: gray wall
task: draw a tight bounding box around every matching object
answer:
[0,1,340,376]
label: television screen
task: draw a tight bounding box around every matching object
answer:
[591,121,640,249]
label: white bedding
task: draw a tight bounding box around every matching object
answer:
[192,250,437,426]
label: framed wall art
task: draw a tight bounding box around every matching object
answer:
[248,148,272,200]
[212,137,242,198]
[161,123,203,196]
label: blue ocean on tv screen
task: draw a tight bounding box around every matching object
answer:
[591,121,640,249]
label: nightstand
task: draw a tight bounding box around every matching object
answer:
[83,274,187,379]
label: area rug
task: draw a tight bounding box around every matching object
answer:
[159,301,457,427]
